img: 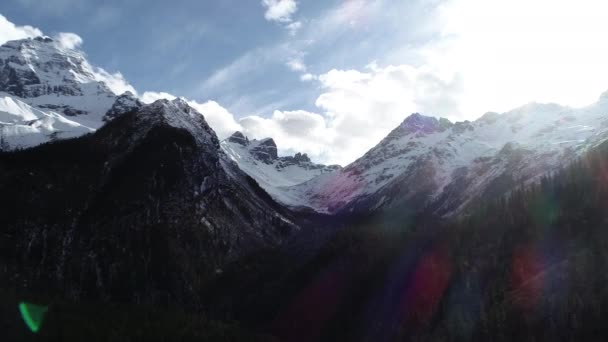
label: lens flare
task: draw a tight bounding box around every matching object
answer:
[400,245,452,323]
[19,302,48,333]
[510,245,544,312]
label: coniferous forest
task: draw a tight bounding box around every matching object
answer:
[4,139,608,341]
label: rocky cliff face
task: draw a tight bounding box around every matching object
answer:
[249,137,279,163]
[0,99,298,308]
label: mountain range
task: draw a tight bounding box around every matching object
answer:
[3,36,608,221]
[2,36,608,341]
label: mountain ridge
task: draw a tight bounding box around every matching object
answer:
[277,96,608,216]
[0,98,298,307]
[221,130,341,208]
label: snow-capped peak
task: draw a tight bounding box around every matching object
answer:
[221,131,341,207]
[283,95,608,215]
[0,37,139,151]
[0,36,113,99]
[385,113,452,142]
[249,138,278,164]
[137,98,218,146]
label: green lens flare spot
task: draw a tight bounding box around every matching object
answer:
[19,302,48,333]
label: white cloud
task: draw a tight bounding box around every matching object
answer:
[286,57,306,72]
[90,66,137,96]
[244,0,608,165]
[305,64,460,164]
[423,0,608,116]
[239,109,332,159]
[286,21,302,36]
[300,73,317,82]
[261,0,302,35]
[262,0,298,23]
[188,100,243,139]
[53,32,136,96]
[141,91,177,104]
[0,14,42,44]
[0,15,136,97]
[140,92,333,161]
[223,63,460,165]
[55,32,83,49]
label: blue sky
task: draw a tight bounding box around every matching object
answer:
[1,0,435,116]
[1,0,608,165]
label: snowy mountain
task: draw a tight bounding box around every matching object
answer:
[282,93,608,216]
[3,36,608,223]
[0,98,298,306]
[221,131,341,207]
[0,36,133,150]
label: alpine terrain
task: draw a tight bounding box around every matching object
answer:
[0,36,140,149]
[2,34,608,342]
[222,131,341,207]
[279,98,608,216]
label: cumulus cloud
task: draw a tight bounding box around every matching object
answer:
[424,0,608,115]
[177,61,461,165]
[222,63,461,165]
[261,0,303,35]
[55,32,83,49]
[303,64,460,164]
[262,0,298,23]
[140,91,334,160]
[239,109,332,159]
[244,0,608,165]
[0,14,42,44]
[188,100,244,138]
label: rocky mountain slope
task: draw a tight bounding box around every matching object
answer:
[221,131,340,207]
[0,36,136,150]
[282,93,608,216]
[0,98,298,307]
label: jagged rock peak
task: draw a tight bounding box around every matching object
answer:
[223,132,334,170]
[131,99,219,149]
[250,138,278,163]
[293,152,310,163]
[385,113,451,140]
[228,131,249,146]
[401,113,448,131]
[104,92,143,121]
[0,36,114,98]
[140,98,201,121]
[33,36,54,43]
